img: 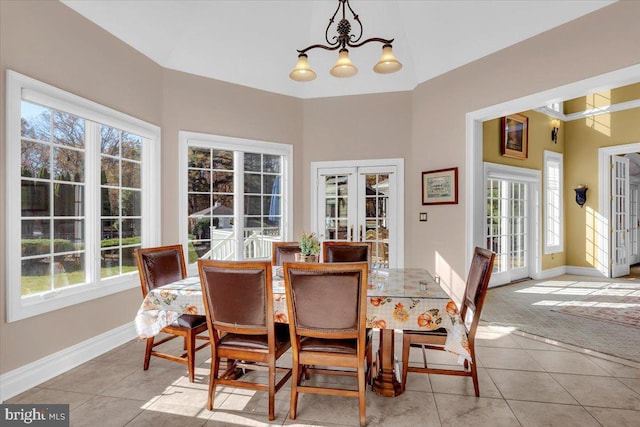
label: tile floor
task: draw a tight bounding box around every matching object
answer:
[6,324,640,426]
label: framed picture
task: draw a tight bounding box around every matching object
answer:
[422,167,458,205]
[501,113,528,160]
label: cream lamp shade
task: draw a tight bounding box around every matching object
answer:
[373,44,402,74]
[289,54,317,82]
[330,49,358,78]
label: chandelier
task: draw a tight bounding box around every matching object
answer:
[289,0,402,82]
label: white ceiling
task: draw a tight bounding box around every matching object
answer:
[61,0,614,99]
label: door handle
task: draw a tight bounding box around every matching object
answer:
[360,225,364,241]
[350,225,354,241]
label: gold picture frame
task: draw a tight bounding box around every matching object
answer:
[422,167,458,205]
[501,113,528,160]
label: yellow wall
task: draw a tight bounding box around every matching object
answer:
[565,83,640,114]
[565,107,640,267]
[484,92,640,272]
[483,110,566,271]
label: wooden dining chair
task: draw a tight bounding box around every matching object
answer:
[272,241,302,265]
[322,241,372,267]
[283,261,371,427]
[135,245,209,382]
[198,259,292,421]
[400,247,495,396]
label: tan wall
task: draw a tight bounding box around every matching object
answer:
[1,0,640,378]
[160,70,304,244]
[565,107,640,267]
[0,1,163,373]
[300,92,413,236]
[483,110,566,271]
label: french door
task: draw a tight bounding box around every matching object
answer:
[630,180,640,266]
[611,155,630,277]
[312,160,403,267]
[485,176,534,286]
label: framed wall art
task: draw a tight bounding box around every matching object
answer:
[422,167,458,205]
[501,113,528,160]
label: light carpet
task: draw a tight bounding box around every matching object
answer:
[481,275,640,363]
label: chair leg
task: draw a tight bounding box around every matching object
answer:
[470,360,480,397]
[144,337,154,370]
[358,364,366,427]
[268,360,276,421]
[289,362,300,420]
[401,336,410,390]
[207,355,220,411]
[186,332,196,382]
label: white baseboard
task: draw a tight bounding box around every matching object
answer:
[0,322,137,402]
[565,266,606,277]
[533,266,567,280]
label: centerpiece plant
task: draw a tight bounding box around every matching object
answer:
[297,232,320,262]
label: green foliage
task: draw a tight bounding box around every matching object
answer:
[100,236,141,248]
[298,232,320,256]
[21,239,78,256]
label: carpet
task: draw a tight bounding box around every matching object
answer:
[552,294,640,329]
[481,276,640,363]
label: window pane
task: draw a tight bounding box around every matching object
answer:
[244,173,261,193]
[213,171,233,193]
[102,188,119,216]
[121,160,141,188]
[263,155,280,173]
[101,126,119,156]
[189,170,210,192]
[244,152,261,172]
[21,140,50,178]
[245,195,261,215]
[121,132,141,161]
[22,220,51,255]
[121,190,141,216]
[101,157,120,185]
[53,111,84,148]
[189,194,211,215]
[21,101,51,141]
[22,181,50,216]
[189,147,210,168]
[53,147,84,182]
[54,183,84,216]
[212,150,233,170]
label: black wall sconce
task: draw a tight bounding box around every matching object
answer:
[575,185,588,207]
[551,119,560,144]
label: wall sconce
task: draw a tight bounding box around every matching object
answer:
[574,185,588,207]
[551,119,560,144]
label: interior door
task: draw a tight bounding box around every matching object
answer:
[629,181,639,265]
[611,155,630,277]
[486,178,529,285]
[316,164,399,267]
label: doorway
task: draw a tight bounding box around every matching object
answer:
[467,64,640,276]
[311,159,404,267]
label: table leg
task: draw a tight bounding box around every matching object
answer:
[371,329,403,397]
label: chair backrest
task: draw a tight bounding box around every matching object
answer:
[283,262,368,340]
[136,245,187,298]
[460,247,495,336]
[272,241,302,266]
[322,242,372,267]
[198,259,273,338]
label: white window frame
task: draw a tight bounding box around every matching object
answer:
[178,131,293,275]
[5,70,161,322]
[544,150,564,254]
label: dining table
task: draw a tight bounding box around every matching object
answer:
[134,267,471,397]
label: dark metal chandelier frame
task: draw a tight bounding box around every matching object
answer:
[296,0,394,55]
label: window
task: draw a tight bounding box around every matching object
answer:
[544,151,563,254]
[5,71,160,322]
[180,132,292,271]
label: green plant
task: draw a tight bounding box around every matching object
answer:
[298,232,320,256]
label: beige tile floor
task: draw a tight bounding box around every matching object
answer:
[6,325,640,426]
